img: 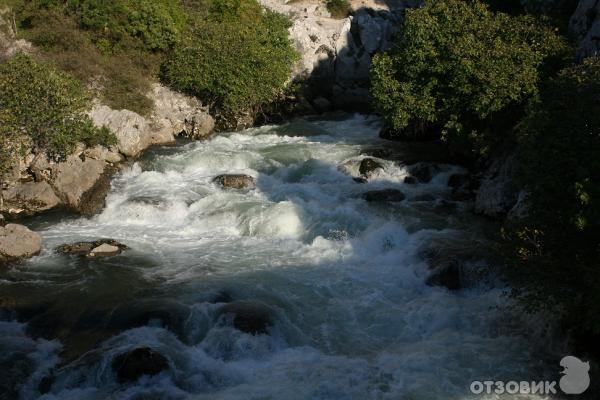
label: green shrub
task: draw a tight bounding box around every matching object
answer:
[370,0,568,152]
[326,0,351,19]
[505,58,600,346]
[161,0,297,123]
[0,54,115,172]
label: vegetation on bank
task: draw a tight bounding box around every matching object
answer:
[370,0,568,154]
[3,0,296,122]
[371,0,599,355]
[506,58,600,350]
[0,54,115,174]
[326,0,352,19]
[161,0,298,123]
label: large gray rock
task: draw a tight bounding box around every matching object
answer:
[475,154,518,217]
[50,155,113,215]
[1,181,61,215]
[0,224,42,261]
[570,0,600,59]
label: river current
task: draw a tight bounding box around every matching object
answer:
[0,114,560,399]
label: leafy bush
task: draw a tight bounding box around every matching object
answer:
[326,0,351,19]
[505,58,600,349]
[0,54,114,173]
[370,0,568,152]
[161,0,297,123]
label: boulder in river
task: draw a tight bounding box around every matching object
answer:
[0,224,42,262]
[218,301,273,335]
[1,181,62,215]
[56,239,128,257]
[213,174,255,190]
[408,163,435,183]
[359,158,384,179]
[362,189,405,202]
[112,347,169,383]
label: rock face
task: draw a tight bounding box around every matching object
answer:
[213,174,256,190]
[570,0,600,59]
[50,155,113,215]
[112,347,169,383]
[0,224,42,261]
[218,301,273,335]
[88,84,214,157]
[56,239,128,257]
[475,154,518,217]
[362,189,406,202]
[261,0,417,110]
[1,181,61,215]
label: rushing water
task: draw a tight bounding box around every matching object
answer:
[1,114,561,399]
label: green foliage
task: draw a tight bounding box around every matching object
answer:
[326,0,351,19]
[0,54,115,173]
[505,58,600,340]
[12,1,168,114]
[370,0,568,152]
[161,0,297,121]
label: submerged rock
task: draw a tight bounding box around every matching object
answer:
[362,189,405,202]
[213,174,255,190]
[0,224,42,262]
[112,347,169,383]
[56,239,128,257]
[403,176,417,185]
[408,163,434,183]
[218,301,273,335]
[359,158,384,178]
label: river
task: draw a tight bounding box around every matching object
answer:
[0,114,559,399]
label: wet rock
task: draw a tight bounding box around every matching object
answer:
[88,243,121,258]
[1,181,61,215]
[362,189,405,202]
[359,158,384,178]
[425,257,461,291]
[213,174,255,190]
[408,163,434,183]
[0,224,42,262]
[38,374,54,395]
[56,239,128,257]
[218,301,273,335]
[447,173,477,201]
[112,347,169,384]
[50,154,114,215]
[353,177,368,184]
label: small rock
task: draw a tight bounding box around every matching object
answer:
[403,176,417,184]
[38,375,54,395]
[353,177,368,184]
[87,243,121,258]
[425,255,462,291]
[56,239,128,257]
[0,224,42,262]
[359,158,383,178]
[362,189,405,202]
[213,174,255,190]
[112,347,169,384]
[218,301,273,335]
